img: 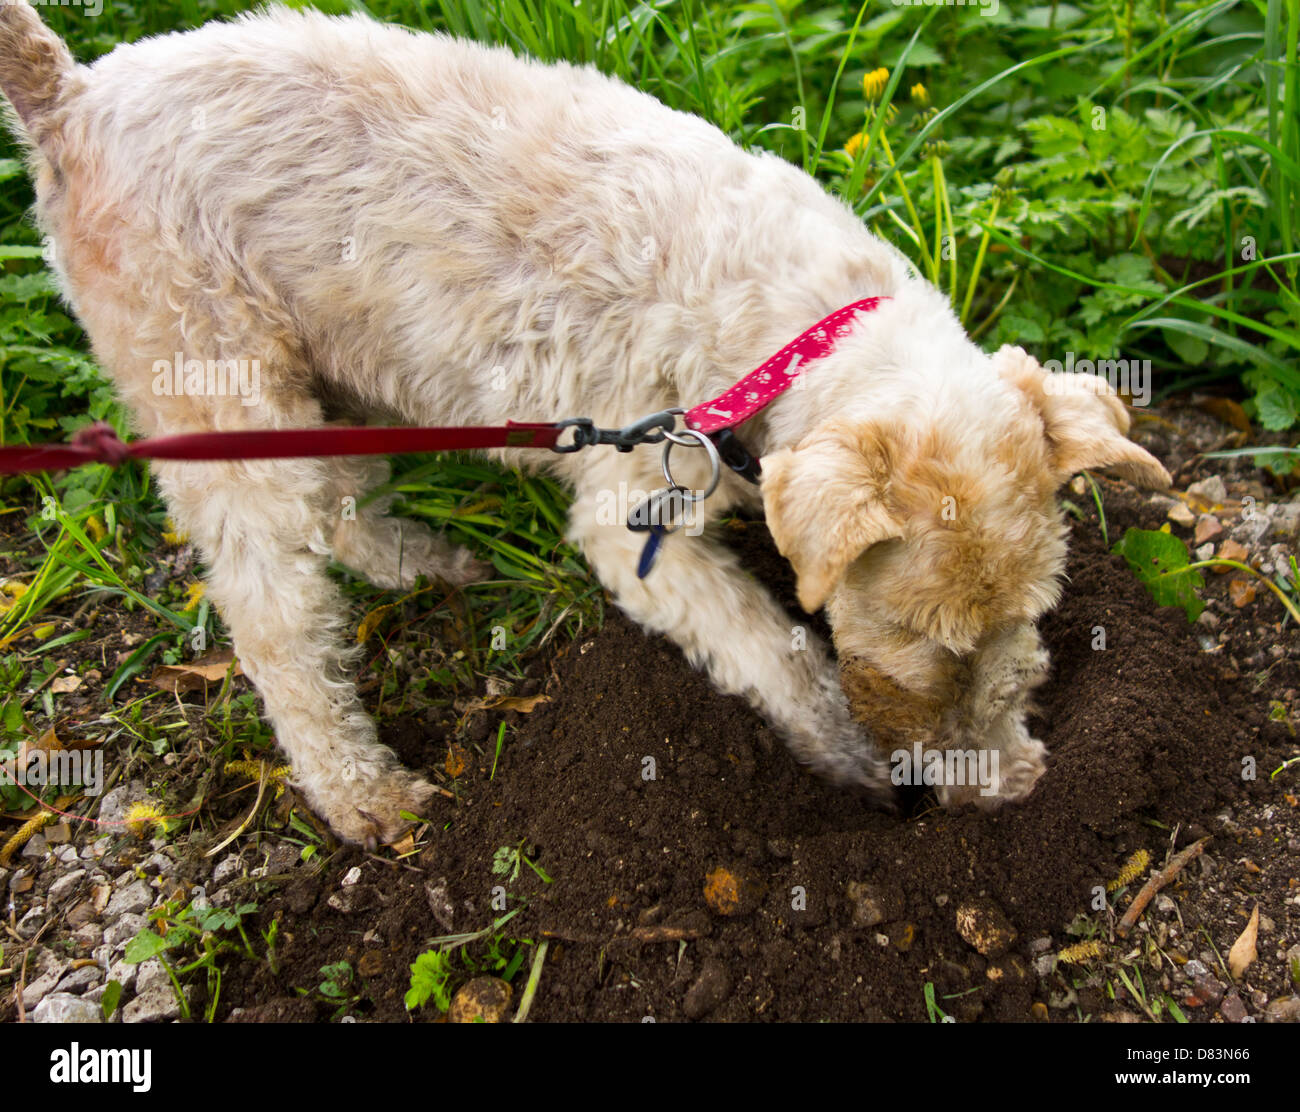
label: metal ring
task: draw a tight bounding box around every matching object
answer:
[661,429,721,501]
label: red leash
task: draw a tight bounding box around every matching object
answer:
[0,298,887,476]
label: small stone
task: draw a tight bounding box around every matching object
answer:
[1029,937,1053,954]
[71,923,103,953]
[1167,503,1196,528]
[845,881,902,928]
[1194,515,1223,544]
[134,959,171,995]
[357,951,385,979]
[1219,993,1247,1023]
[424,878,456,933]
[1264,997,1300,1023]
[955,900,1018,957]
[122,984,182,1023]
[1183,959,1209,978]
[1195,542,1215,561]
[47,868,87,906]
[341,866,363,887]
[1031,1002,1050,1022]
[20,950,66,1008]
[20,833,48,859]
[986,955,1030,984]
[682,959,733,1020]
[1187,476,1227,505]
[52,964,102,995]
[65,900,98,929]
[104,913,148,951]
[447,977,513,1023]
[1228,579,1256,608]
[31,992,102,1023]
[1216,539,1250,569]
[105,879,154,918]
[212,855,242,886]
[16,904,45,939]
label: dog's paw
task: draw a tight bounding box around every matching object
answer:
[310,767,438,849]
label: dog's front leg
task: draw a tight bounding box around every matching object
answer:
[156,457,435,846]
[566,483,892,802]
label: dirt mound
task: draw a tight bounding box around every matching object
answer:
[232,513,1286,1022]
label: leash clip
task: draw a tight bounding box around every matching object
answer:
[551,409,684,454]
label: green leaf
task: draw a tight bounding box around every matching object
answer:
[1164,328,1208,366]
[123,928,171,965]
[100,980,122,1020]
[1112,528,1205,622]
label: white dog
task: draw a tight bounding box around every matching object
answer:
[0,4,1169,845]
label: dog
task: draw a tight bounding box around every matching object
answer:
[0,4,1170,845]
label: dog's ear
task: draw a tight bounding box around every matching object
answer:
[761,422,902,612]
[995,345,1171,489]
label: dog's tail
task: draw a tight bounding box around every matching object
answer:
[0,1,76,141]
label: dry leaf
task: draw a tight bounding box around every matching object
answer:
[463,693,551,714]
[149,648,241,694]
[50,675,82,694]
[1197,397,1252,435]
[1228,904,1259,980]
[356,603,396,643]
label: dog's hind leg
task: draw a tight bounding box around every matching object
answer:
[149,395,437,847]
[326,456,490,591]
[565,468,893,804]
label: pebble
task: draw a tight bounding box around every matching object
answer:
[104,912,148,951]
[1219,993,1247,1023]
[105,879,154,919]
[1187,476,1227,504]
[955,899,1018,957]
[53,964,102,995]
[845,881,902,928]
[1167,503,1195,528]
[682,959,733,1020]
[21,833,48,859]
[16,904,45,939]
[212,854,243,886]
[20,950,67,1008]
[1265,997,1300,1023]
[447,977,513,1023]
[30,993,103,1023]
[1194,515,1223,544]
[47,868,87,906]
[122,984,181,1023]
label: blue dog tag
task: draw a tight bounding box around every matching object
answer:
[637,528,664,578]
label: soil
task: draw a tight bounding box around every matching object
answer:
[223,489,1297,1023]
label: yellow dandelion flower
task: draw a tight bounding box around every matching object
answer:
[1058,940,1105,965]
[863,67,889,103]
[1106,848,1150,892]
[125,801,166,839]
[910,82,929,105]
[161,518,189,546]
[845,132,867,158]
[183,581,206,611]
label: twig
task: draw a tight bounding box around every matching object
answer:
[1117,837,1211,938]
[629,924,705,944]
